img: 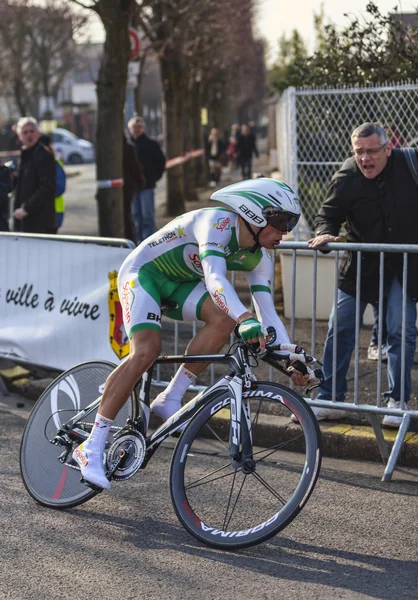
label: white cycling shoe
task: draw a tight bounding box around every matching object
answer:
[72,443,111,489]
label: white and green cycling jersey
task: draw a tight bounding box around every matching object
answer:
[118,206,290,344]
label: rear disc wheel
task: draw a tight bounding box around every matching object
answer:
[20,361,135,509]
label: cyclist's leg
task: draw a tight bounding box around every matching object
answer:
[73,261,164,488]
[164,280,235,373]
[152,283,235,419]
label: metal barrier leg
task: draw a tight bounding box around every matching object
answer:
[368,414,389,464]
[0,375,9,396]
[382,414,411,482]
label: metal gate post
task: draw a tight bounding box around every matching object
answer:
[382,414,411,481]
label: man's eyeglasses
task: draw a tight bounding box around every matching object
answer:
[352,143,387,157]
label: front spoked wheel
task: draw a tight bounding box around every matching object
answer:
[20,361,136,509]
[170,382,321,549]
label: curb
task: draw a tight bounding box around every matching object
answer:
[3,365,417,469]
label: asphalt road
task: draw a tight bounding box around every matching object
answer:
[2,389,417,600]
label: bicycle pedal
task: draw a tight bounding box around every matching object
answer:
[80,477,105,493]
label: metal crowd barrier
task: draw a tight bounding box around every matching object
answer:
[279,240,418,481]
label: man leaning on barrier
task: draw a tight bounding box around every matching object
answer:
[308,122,418,427]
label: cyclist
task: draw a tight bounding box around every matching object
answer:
[73,177,313,489]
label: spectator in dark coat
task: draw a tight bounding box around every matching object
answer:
[0,162,13,231]
[123,132,145,243]
[236,124,259,180]
[12,117,56,234]
[309,122,418,428]
[128,116,166,243]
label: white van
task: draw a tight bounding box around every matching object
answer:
[51,128,95,164]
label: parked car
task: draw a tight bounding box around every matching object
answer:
[51,128,95,164]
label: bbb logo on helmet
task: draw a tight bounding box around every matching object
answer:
[239,204,263,224]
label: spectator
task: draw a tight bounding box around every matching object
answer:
[128,117,166,244]
[12,117,56,234]
[309,122,418,428]
[205,127,226,188]
[236,124,259,180]
[0,161,13,231]
[226,123,240,172]
[122,132,145,243]
[39,134,66,233]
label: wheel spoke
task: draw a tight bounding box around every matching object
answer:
[250,470,287,505]
[201,423,229,450]
[184,461,237,490]
[223,471,247,531]
[252,433,305,463]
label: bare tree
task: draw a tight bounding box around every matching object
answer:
[70,0,136,238]
[0,0,87,117]
[0,0,34,115]
[28,0,87,115]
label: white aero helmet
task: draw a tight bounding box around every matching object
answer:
[210,178,300,233]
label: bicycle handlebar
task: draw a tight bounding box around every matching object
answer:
[234,324,324,392]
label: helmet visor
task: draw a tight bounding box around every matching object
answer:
[262,208,300,232]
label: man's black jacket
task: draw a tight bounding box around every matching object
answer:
[315,149,418,303]
[132,134,165,189]
[13,143,56,233]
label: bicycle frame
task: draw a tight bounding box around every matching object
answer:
[55,343,261,469]
[143,344,255,464]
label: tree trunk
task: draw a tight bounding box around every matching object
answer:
[159,50,185,216]
[190,79,208,188]
[95,0,135,238]
[183,77,198,203]
[133,53,148,116]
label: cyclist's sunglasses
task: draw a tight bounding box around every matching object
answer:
[262,208,300,232]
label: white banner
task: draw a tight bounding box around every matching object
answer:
[0,235,132,370]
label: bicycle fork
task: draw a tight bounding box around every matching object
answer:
[227,375,254,469]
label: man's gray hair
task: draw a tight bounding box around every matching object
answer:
[16,116,39,134]
[127,116,145,130]
[351,122,389,145]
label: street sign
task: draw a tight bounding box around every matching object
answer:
[127,61,140,89]
[129,28,141,60]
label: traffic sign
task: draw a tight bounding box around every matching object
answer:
[129,28,141,60]
[127,61,140,89]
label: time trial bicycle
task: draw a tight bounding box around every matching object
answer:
[20,326,323,550]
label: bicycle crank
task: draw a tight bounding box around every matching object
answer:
[106,430,146,481]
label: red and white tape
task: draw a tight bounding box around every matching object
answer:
[97,178,124,189]
[165,148,204,169]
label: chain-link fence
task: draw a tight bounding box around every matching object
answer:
[276,82,418,239]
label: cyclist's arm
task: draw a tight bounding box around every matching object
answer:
[244,250,290,344]
[200,253,248,321]
[195,210,249,322]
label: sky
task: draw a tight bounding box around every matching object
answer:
[257,0,418,60]
[82,0,417,53]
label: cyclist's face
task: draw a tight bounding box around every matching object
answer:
[258,224,286,248]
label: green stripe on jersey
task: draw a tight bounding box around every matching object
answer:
[251,285,271,293]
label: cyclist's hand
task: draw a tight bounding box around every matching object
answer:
[290,369,312,387]
[284,346,317,387]
[238,317,268,352]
